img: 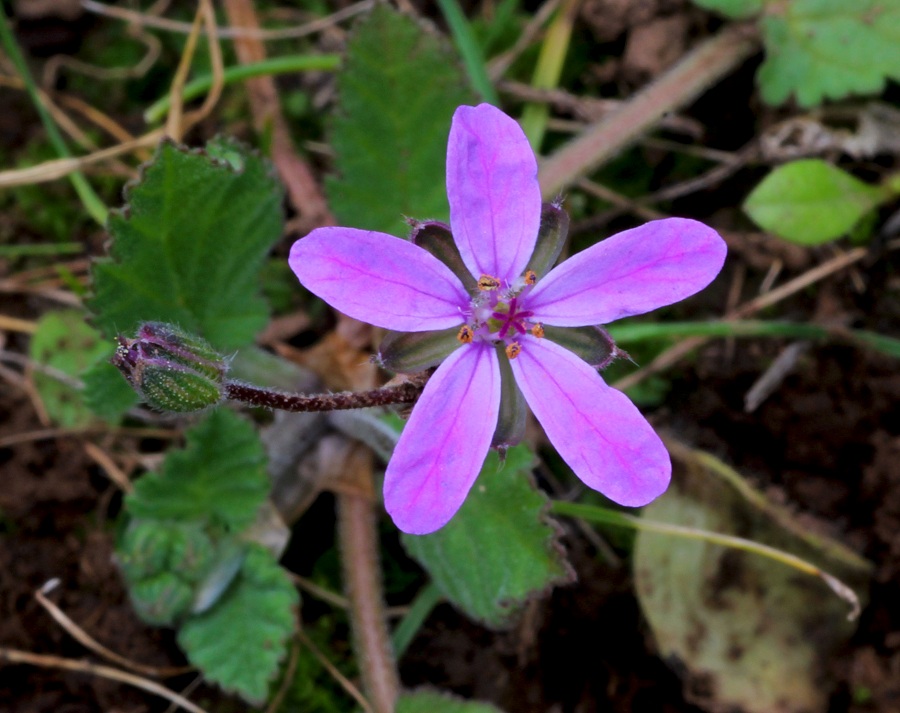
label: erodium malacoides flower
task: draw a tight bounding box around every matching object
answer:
[290,103,726,535]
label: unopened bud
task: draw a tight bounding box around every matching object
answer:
[112,322,227,412]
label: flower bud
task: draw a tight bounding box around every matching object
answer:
[112,322,227,412]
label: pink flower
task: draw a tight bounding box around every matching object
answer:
[290,103,726,534]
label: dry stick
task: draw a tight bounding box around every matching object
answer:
[337,445,399,713]
[538,23,760,198]
[0,647,207,713]
[34,581,190,677]
[613,247,870,392]
[222,0,333,228]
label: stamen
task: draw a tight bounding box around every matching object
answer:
[457,325,474,343]
[478,274,501,291]
[531,323,544,338]
[505,342,522,359]
[524,270,537,285]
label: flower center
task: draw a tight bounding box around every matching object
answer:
[457,270,542,358]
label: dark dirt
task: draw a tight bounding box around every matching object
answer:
[2,1,900,712]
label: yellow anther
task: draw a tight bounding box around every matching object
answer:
[478,274,501,291]
[457,325,474,344]
[505,342,522,359]
[524,270,537,285]
[530,323,544,339]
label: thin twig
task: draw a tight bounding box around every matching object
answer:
[0,647,208,713]
[34,580,191,676]
[296,628,374,713]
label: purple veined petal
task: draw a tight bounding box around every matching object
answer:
[510,337,670,506]
[384,344,501,534]
[446,104,541,283]
[527,218,727,326]
[290,228,470,332]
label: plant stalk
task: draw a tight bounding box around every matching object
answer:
[337,446,400,713]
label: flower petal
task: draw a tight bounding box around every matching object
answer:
[384,345,501,534]
[446,104,541,282]
[510,338,670,506]
[290,228,469,331]
[528,218,726,326]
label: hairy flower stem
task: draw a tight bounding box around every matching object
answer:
[223,372,428,412]
[538,23,760,198]
[337,446,400,713]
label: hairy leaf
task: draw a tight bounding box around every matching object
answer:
[402,446,573,629]
[90,137,283,350]
[178,544,298,704]
[691,0,762,19]
[326,5,475,236]
[126,409,269,532]
[743,159,884,245]
[758,0,900,107]
[82,355,140,422]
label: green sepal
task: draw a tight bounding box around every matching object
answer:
[543,325,617,369]
[378,327,460,373]
[409,220,477,292]
[138,366,224,412]
[492,347,526,448]
[528,202,570,277]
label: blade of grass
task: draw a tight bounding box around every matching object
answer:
[519,0,580,151]
[550,500,862,620]
[144,54,341,123]
[391,582,443,659]
[0,8,108,226]
[436,0,499,104]
[608,320,900,359]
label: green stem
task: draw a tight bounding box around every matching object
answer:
[519,0,580,151]
[538,24,759,198]
[143,54,342,123]
[437,0,499,105]
[0,8,108,226]
[549,500,862,619]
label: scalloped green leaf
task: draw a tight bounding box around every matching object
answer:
[29,310,110,427]
[758,0,900,107]
[401,446,573,629]
[743,159,884,245]
[398,690,506,713]
[126,409,269,532]
[326,5,476,236]
[691,0,762,19]
[178,544,298,704]
[82,353,140,422]
[90,136,283,351]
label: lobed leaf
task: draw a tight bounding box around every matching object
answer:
[90,137,284,351]
[178,544,299,704]
[29,310,110,427]
[398,689,506,713]
[401,446,573,629]
[743,159,884,245]
[757,0,900,107]
[326,5,476,236]
[126,409,269,532]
